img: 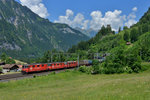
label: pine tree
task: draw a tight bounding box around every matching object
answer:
[123,26,128,30]
[124,30,130,42]
[1,53,7,62]
[118,27,121,33]
[130,28,138,43]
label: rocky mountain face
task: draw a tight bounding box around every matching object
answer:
[0,0,89,59]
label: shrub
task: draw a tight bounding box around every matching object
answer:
[79,66,87,73]
[65,70,70,72]
[126,54,142,73]
[86,67,93,74]
[51,71,56,75]
[79,66,92,74]
[131,62,141,73]
[124,66,133,73]
[0,67,3,73]
[33,74,37,78]
[99,65,105,74]
[141,63,150,71]
[6,58,16,64]
[116,68,125,73]
[0,53,16,64]
[104,67,115,74]
[92,59,100,74]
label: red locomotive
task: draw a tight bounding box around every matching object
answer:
[22,61,78,74]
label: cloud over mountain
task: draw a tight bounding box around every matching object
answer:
[54,9,88,30]
[90,10,126,31]
[20,0,49,18]
[55,7,138,31]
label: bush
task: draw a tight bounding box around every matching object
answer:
[65,70,70,72]
[6,58,16,64]
[102,61,125,74]
[0,67,2,73]
[124,66,133,73]
[92,60,100,74]
[79,66,92,74]
[86,67,93,74]
[141,63,150,71]
[79,66,87,73]
[131,62,141,73]
[0,53,16,64]
[126,54,142,73]
[116,68,125,73]
[50,72,56,75]
[104,67,116,74]
[33,74,37,78]
[99,65,105,74]
[101,47,142,74]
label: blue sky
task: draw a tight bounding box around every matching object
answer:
[43,0,149,21]
[15,0,150,31]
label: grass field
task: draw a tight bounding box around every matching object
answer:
[0,63,150,100]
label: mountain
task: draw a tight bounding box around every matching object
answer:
[68,8,150,62]
[87,28,98,37]
[0,0,89,59]
[75,27,98,38]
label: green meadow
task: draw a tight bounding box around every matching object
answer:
[0,63,150,100]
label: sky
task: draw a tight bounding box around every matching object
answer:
[15,0,150,31]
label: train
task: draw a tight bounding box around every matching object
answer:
[21,60,93,74]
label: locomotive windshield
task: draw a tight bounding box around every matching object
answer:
[22,65,28,69]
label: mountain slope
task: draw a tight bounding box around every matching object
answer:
[68,8,150,62]
[75,27,98,38]
[0,0,89,59]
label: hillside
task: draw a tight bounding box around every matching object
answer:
[0,0,89,60]
[75,27,98,38]
[68,25,116,53]
[68,8,150,62]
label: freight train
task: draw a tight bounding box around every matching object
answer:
[21,60,92,74]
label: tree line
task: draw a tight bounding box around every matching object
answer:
[0,53,16,64]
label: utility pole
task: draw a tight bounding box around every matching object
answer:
[51,53,53,63]
[67,53,69,61]
[59,53,60,62]
[78,54,79,67]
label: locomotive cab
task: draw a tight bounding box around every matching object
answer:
[21,65,29,74]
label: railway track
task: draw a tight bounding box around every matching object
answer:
[0,73,28,82]
[0,68,76,82]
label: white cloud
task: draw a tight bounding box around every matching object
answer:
[55,7,138,31]
[91,11,102,19]
[54,9,88,29]
[125,7,138,27]
[127,13,136,19]
[66,9,74,18]
[54,9,73,26]
[132,7,137,12]
[90,10,126,31]
[82,20,89,30]
[73,13,84,25]
[20,0,49,18]
[125,19,137,27]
